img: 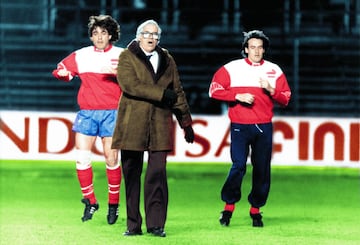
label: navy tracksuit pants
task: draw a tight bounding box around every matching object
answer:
[221,122,273,208]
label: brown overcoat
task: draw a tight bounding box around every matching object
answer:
[111,40,193,151]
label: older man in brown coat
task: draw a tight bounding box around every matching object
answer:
[111,19,194,238]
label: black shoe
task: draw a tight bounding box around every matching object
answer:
[107,204,119,225]
[147,227,166,237]
[81,198,99,222]
[250,212,264,227]
[123,230,143,236]
[219,210,232,226]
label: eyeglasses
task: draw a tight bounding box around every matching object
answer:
[141,32,160,40]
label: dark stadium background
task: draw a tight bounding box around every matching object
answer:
[1,0,359,117]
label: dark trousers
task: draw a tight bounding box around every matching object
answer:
[221,122,273,208]
[121,150,168,232]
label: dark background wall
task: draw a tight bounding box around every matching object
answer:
[1,0,359,116]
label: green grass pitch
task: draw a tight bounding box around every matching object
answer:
[0,160,359,245]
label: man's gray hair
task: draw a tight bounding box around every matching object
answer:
[136,19,162,41]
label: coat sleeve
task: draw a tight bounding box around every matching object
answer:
[168,56,193,128]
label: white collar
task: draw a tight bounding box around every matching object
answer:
[141,48,156,56]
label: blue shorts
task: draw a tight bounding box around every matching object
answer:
[72,110,117,137]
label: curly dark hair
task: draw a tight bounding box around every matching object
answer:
[241,30,270,57]
[88,15,120,43]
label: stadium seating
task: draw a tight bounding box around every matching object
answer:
[0,1,359,116]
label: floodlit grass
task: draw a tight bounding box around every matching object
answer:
[0,160,359,245]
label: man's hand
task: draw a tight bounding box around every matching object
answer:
[235,93,255,105]
[101,66,117,74]
[161,89,178,107]
[57,69,71,77]
[259,77,275,95]
[184,126,194,143]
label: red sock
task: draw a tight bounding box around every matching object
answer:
[224,203,235,212]
[76,166,97,204]
[106,164,121,205]
[250,207,260,214]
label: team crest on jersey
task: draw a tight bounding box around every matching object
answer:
[266,69,276,78]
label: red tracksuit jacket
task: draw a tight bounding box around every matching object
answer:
[52,44,124,110]
[209,58,291,124]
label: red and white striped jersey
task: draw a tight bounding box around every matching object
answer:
[209,58,291,124]
[52,44,124,110]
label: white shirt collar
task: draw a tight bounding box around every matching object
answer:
[141,48,157,57]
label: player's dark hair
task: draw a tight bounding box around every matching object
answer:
[88,15,120,43]
[241,30,270,57]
